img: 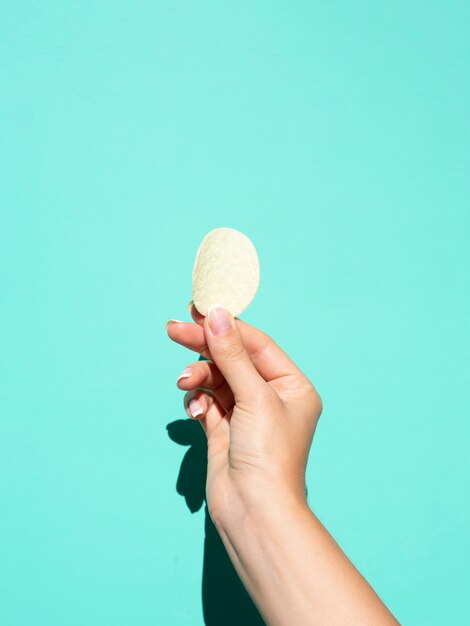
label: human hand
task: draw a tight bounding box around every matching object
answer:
[167,305,400,626]
[166,303,322,530]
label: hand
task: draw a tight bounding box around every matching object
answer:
[166,303,322,529]
[167,304,398,626]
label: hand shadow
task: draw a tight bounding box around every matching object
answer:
[167,417,265,625]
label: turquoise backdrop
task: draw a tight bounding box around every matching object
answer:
[1,2,469,624]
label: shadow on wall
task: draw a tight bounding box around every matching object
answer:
[167,417,265,626]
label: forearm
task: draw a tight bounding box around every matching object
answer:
[214,492,399,626]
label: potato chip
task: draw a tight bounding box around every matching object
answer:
[192,227,260,317]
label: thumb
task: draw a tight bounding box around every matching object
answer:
[203,305,266,405]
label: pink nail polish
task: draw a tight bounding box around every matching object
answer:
[207,305,231,336]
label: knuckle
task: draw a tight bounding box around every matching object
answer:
[256,329,272,344]
[220,339,246,363]
[249,332,272,362]
[303,379,323,412]
[315,392,323,416]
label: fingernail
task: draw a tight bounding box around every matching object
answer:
[188,398,204,418]
[187,300,194,312]
[166,319,183,330]
[207,305,231,336]
[177,368,193,383]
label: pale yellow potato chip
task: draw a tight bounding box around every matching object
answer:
[192,227,260,317]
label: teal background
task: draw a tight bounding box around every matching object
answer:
[1,2,469,624]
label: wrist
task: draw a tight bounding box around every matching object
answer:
[210,478,312,540]
[209,482,317,626]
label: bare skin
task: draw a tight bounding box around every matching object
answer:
[166,303,399,626]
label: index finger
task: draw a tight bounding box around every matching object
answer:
[183,301,309,385]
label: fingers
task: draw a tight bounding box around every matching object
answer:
[170,304,310,386]
[183,388,230,453]
[177,358,224,389]
[176,359,235,411]
[166,320,211,359]
[203,305,267,405]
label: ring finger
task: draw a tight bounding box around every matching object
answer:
[176,359,235,411]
